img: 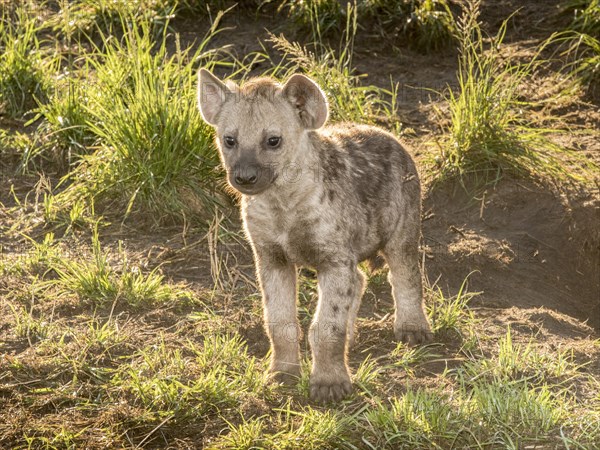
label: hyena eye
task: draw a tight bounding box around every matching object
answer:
[223,136,236,148]
[267,136,281,148]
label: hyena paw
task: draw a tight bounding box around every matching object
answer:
[309,374,352,403]
[394,322,434,346]
[269,362,301,385]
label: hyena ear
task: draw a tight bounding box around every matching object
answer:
[197,69,232,126]
[282,74,328,129]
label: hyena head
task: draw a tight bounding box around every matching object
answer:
[197,69,328,195]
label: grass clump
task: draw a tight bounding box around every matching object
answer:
[0,6,53,119]
[362,390,462,449]
[563,31,600,99]
[53,0,177,40]
[61,20,222,221]
[114,334,268,426]
[427,273,479,341]
[564,0,600,37]
[277,0,456,52]
[460,328,583,386]
[469,381,567,445]
[31,79,96,170]
[265,8,400,128]
[365,0,457,52]
[434,1,594,187]
[53,227,190,308]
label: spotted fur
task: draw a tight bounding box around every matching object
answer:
[197,70,433,403]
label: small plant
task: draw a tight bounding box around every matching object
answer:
[211,418,266,450]
[564,32,600,99]
[23,232,59,275]
[564,0,600,37]
[9,303,51,342]
[470,381,566,441]
[362,390,463,448]
[0,6,53,119]
[53,227,189,308]
[459,328,583,385]
[60,18,223,221]
[433,1,595,187]
[389,342,437,377]
[33,78,96,169]
[265,7,400,127]
[427,273,479,339]
[52,0,177,41]
[280,0,344,38]
[269,406,352,449]
[354,354,382,395]
[277,0,456,52]
[114,335,265,423]
[366,0,457,52]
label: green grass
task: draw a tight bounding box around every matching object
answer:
[432,0,596,188]
[51,0,177,41]
[562,31,600,99]
[0,1,599,449]
[0,5,54,119]
[263,8,401,129]
[427,272,479,341]
[460,327,584,386]
[57,18,223,221]
[1,229,598,448]
[564,0,600,37]
[52,227,191,308]
[277,0,456,53]
[32,78,96,169]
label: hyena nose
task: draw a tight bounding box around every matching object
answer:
[235,172,258,186]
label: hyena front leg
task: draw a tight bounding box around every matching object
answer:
[383,230,433,346]
[255,247,301,383]
[309,262,361,403]
[346,268,366,348]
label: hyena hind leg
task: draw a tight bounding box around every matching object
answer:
[382,231,433,346]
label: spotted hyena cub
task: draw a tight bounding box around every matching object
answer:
[197,69,433,403]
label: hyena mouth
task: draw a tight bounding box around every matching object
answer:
[231,171,278,196]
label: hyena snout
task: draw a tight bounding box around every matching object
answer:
[233,165,258,186]
[229,160,276,195]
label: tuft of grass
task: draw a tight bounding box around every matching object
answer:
[210,418,266,450]
[564,0,600,37]
[564,31,600,99]
[8,303,52,343]
[427,273,479,340]
[59,18,223,221]
[277,0,456,53]
[0,6,54,119]
[52,0,177,42]
[279,0,344,39]
[114,334,268,424]
[52,227,190,308]
[264,7,400,128]
[270,405,352,450]
[389,342,438,377]
[32,78,96,169]
[459,327,584,386]
[433,1,595,188]
[469,381,567,444]
[362,389,463,449]
[365,0,457,52]
[354,354,382,396]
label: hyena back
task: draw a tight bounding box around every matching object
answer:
[197,69,433,403]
